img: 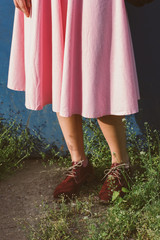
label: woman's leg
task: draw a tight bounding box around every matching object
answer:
[97,115,130,164]
[53,113,93,199]
[56,112,88,166]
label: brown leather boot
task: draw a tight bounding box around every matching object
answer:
[53,159,94,200]
[99,161,132,204]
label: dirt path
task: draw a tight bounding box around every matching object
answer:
[0,159,65,240]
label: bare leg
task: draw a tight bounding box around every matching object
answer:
[56,113,88,166]
[97,115,130,164]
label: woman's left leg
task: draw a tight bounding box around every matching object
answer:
[97,114,131,203]
[97,115,129,164]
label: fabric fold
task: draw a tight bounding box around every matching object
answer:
[7,0,140,118]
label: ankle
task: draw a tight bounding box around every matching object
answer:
[111,152,130,165]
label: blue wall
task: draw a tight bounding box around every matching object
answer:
[0,0,66,152]
[1,0,159,155]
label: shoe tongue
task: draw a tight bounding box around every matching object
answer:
[111,162,120,167]
[72,161,78,166]
[111,162,130,169]
[70,161,82,177]
[72,160,84,166]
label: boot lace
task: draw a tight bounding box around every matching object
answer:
[101,162,130,185]
[65,159,85,177]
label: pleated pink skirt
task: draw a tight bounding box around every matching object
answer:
[7,0,140,118]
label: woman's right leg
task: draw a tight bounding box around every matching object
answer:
[53,113,93,199]
[56,112,88,166]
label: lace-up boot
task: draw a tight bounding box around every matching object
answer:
[53,159,94,200]
[99,161,132,204]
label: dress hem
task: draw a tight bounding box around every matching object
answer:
[7,86,140,118]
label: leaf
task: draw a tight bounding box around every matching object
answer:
[112,191,120,201]
[117,197,124,204]
[121,187,129,193]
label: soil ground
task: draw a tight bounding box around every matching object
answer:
[0,159,66,240]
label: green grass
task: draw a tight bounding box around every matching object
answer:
[1,116,160,239]
[0,117,33,179]
[0,116,60,180]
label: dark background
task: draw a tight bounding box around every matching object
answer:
[125,0,160,131]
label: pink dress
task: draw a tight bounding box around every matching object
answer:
[7,0,140,118]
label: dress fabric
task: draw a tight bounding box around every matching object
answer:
[7,0,140,118]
